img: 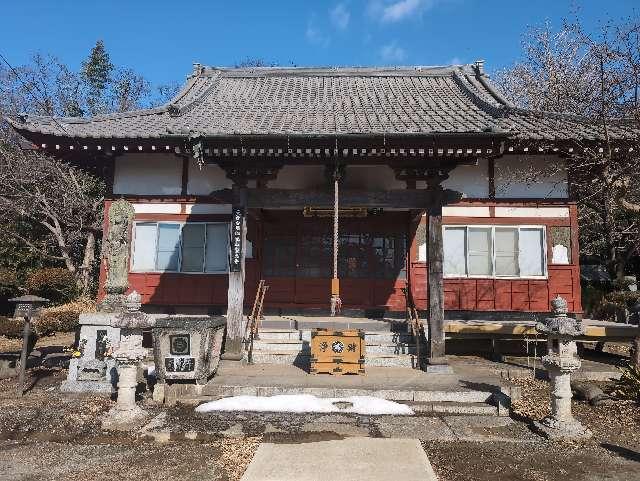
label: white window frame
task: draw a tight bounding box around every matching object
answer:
[130,221,230,274]
[443,225,547,280]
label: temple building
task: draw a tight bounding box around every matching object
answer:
[8,61,639,368]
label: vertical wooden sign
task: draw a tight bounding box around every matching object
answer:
[230,206,244,272]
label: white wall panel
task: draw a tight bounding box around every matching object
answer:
[442,206,491,217]
[133,203,182,214]
[268,165,326,189]
[185,204,232,214]
[495,155,568,198]
[442,158,489,198]
[495,207,569,218]
[113,154,182,195]
[187,159,233,194]
[344,166,405,190]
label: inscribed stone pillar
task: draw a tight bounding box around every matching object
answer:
[99,199,135,313]
[222,184,247,361]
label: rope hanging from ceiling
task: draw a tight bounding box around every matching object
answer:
[330,164,342,317]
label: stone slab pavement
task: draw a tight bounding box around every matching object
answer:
[240,437,437,481]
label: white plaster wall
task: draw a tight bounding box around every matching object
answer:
[113,154,182,195]
[442,158,489,198]
[343,165,406,190]
[494,207,570,218]
[442,206,491,217]
[268,165,327,189]
[187,159,233,194]
[495,155,568,198]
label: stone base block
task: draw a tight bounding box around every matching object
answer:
[60,379,114,394]
[533,416,592,440]
[152,383,166,403]
[101,405,149,431]
[425,364,454,374]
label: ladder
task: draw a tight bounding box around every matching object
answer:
[246,279,269,364]
[402,286,424,370]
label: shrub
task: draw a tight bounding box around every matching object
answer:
[0,316,24,338]
[612,363,640,403]
[32,298,96,336]
[26,268,77,305]
[0,268,20,299]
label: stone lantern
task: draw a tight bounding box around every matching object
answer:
[534,296,592,440]
[9,295,49,397]
[101,291,152,430]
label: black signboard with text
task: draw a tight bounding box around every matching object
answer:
[230,206,244,272]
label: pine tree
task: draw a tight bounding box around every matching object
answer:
[81,40,113,115]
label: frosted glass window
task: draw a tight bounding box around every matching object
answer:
[520,228,545,276]
[205,224,229,273]
[468,228,492,275]
[495,228,519,276]
[181,224,206,272]
[444,227,466,276]
[132,223,157,271]
[156,224,181,271]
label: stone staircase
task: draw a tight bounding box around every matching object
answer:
[249,320,425,368]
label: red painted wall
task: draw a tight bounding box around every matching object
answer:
[98,199,582,314]
[409,202,583,314]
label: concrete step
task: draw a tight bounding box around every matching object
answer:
[403,401,499,416]
[260,319,407,332]
[257,330,415,344]
[198,383,495,404]
[251,340,422,356]
[250,351,425,368]
[255,330,304,341]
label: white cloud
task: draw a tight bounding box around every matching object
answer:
[369,0,436,23]
[330,4,350,30]
[306,17,331,47]
[380,42,407,62]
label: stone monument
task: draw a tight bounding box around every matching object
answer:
[99,199,135,313]
[101,290,153,430]
[63,199,137,393]
[533,296,592,440]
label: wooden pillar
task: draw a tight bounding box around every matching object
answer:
[427,202,448,368]
[221,183,247,361]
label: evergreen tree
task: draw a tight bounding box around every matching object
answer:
[81,40,113,115]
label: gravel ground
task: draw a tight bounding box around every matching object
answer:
[0,370,261,481]
[423,377,640,481]
[1,334,639,481]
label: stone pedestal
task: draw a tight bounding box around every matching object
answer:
[533,296,591,440]
[101,292,152,431]
[61,313,122,393]
[101,361,148,430]
[101,328,149,431]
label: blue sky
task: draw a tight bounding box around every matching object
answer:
[1,1,638,85]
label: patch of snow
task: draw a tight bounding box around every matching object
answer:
[194,394,414,415]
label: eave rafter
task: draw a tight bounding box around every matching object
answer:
[20,132,637,163]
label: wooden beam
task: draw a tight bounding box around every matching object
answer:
[180,155,189,196]
[427,203,448,369]
[246,188,461,209]
[221,185,247,361]
[488,157,496,199]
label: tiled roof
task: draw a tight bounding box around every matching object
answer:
[6,64,639,142]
